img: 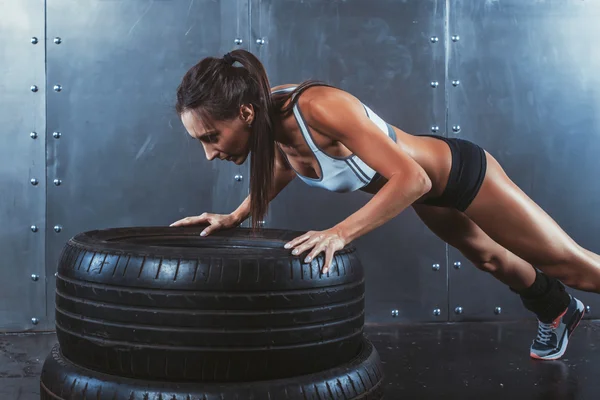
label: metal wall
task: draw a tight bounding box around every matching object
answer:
[258,0,449,323]
[2,0,600,331]
[0,0,47,331]
[448,0,600,321]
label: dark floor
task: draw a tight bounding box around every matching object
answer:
[2,321,600,400]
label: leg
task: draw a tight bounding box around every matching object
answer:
[464,151,600,292]
[413,203,537,289]
[413,204,585,360]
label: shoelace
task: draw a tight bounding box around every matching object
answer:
[536,322,554,345]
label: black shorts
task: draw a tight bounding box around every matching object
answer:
[418,134,487,212]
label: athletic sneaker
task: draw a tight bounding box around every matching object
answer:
[530,295,585,360]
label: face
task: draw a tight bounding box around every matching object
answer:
[181,105,254,165]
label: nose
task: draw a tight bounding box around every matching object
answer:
[205,146,219,161]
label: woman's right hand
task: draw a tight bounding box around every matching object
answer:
[169,213,241,236]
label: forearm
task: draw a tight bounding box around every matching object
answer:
[230,168,296,224]
[334,172,432,243]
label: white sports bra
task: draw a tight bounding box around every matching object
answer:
[272,86,397,193]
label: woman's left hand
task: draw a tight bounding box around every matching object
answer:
[284,228,348,274]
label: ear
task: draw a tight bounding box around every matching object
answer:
[239,104,255,126]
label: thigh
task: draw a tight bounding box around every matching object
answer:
[463,151,581,266]
[413,204,505,261]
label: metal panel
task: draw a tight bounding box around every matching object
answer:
[44,0,249,329]
[254,0,449,323]
[0,0,47,331]
[448,0,600,321]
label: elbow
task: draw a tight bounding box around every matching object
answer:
[416,171,432,196]
[392,169,431,198]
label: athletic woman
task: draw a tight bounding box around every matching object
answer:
[170,49,590,361]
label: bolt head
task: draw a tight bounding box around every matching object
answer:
[586,306,591,313]
[234,38,243,45]
[30,178,39,186]
[391,309,399,317]
[31,274,40,281]
[54,225,62,233]
[256,38,266,45]
[54,85,62,92]
[53,132,61,139]
[452,125,461,133]
[430,81,439,88]
[452,35,460,42]
[30,132,38,139]
[54,37,62,44]
[234,174,243,182]
[31,318,39,325]
[31,85,38,92]
[432,263,440,271]
[31,225,38,232]
[431,126,439,133]
[453,261,461,269]
[430,36,439,43]
[494,307,502,315]
[53,179,62,186]
[31,37,38,44]
[452,80,460,86]
[433,308,441,316]
[455,306,463,314]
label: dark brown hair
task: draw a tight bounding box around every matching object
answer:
[175,49,333,230]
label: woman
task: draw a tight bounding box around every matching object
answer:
[170,49,591,361]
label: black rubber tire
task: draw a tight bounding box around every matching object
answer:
[55,226,365,382]
[41,338,384,400]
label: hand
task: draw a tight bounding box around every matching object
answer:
[284,228,347,274]
[169,212,240,236]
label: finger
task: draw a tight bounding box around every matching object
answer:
[291,235,323,256]
[170,213,209,227]
[200,222,221,237]
[284,232,314,250]
[304,241,327,264]
[322,245,336,274]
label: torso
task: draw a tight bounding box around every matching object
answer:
[271,84,453,203]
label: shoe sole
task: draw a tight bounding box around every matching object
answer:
[530,299,585,361]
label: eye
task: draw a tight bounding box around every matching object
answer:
[199,133,219,144]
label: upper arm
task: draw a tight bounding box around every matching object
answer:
[300,88,430,185]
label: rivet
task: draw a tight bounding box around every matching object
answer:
[453,261,461,269]
[30,178,39,186]
[53,132,61,139]
[31,225,38,232]
[234,174,243,182]
[586,305,591,314]
[432,263,440,271]
[430,81,439,88]
[54,225,62,233]
[455,306,463,315]
[53,179,62,186]
[495,306,502,315]
[234,38,243,45]
[452,80,460,86]
[452,125,461,133]
[391,309,399,317]
[256,38,266,45]
[31,274,39,282]
[54,85,62,92]
[30,132,38,139]
[54,37,62,44]
[31,318,39,325]
[54,272,58,277]
[430,36,439,43]
[431,126,439,133]
[452,35,460,42]
[31,85,38,92]
[31,37,38,44]
[433,308,441,316]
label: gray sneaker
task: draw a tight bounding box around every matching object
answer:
[530,295,585,360]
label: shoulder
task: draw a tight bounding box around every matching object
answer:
[297,86,368,139]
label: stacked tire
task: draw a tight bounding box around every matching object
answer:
[40,226,385,399]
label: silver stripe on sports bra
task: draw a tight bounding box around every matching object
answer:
[272,86,397,193]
